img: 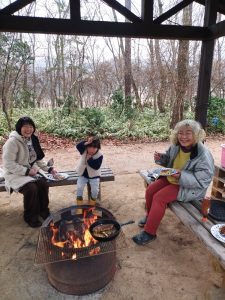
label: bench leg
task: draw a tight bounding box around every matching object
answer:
[87,183,101,202]
[98,184,101,201]
[87,183,91,201]
[211,256,225,288]
[144,180,148,189]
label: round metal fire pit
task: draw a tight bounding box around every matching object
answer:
[45,252,116,295]
[42,205,117,295]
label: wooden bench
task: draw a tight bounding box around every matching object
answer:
[139,169,225,275]
[0,167,114,200]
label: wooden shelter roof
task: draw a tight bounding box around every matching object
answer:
[0,0,224,40]
[0,0,224,128]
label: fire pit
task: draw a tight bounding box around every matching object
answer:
[35,205,125,295]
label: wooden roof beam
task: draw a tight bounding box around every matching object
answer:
[0,0,34,15]
[101,0,142,23]
[154,0,194,24]
[209,19,225,38]
[195,0,225,15]
[0,15,209,40]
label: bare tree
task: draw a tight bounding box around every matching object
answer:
[170,4,192,128]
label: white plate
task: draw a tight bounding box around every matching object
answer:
[45,172,69,181]
[211,224,225,243]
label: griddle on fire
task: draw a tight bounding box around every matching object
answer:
[35,205,128,265]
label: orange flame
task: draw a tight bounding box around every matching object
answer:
[50,209,99,254]
[89,247,101,256]
[72,254,77,260]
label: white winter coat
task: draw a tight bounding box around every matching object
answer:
[2,131,49,192]
[76,150,102,178]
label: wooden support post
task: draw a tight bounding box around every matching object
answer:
[70,0,80,20]
[195,0,217,128]
[141,0,153,24]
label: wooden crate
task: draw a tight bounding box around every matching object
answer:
[211,166,225,201]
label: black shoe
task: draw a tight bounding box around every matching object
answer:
[40,210,50,220]
[132,231,156,245]
[26,219,42,228]
[138,216,148,227]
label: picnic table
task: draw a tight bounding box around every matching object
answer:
[139,167,225,285]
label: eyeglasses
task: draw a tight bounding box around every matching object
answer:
[178,131,193,137]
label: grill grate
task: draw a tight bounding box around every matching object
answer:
[35,227,126,265]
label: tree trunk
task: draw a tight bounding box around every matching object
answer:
[147,39,157,112]
[170,4,192,128]
[155,0,166,113]
[124,0,132,109]
[2,96,12,131]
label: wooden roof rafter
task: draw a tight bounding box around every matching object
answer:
[101,0,142,23]
[0,0,34,15]
[154,0,194,24]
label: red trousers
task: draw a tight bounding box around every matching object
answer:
[144,177,179,235]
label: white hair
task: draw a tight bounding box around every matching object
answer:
[170,119,206,145]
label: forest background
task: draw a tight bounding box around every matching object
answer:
[1,0,225,145]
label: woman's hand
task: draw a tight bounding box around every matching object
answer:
[28,168,38,177]
[171,170,181,179]
[154,151,161,161]
[50,168,57,176]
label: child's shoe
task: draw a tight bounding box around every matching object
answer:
[76,197,83,214]
[76,196,83,205]
[89,198,96,206]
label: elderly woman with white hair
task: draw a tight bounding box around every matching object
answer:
[133,119,214,245]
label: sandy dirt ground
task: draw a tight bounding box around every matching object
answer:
[0,137,225,300]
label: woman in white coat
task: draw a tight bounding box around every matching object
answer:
[2,117,57,227]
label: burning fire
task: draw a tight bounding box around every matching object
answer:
[50,208,100,257]
[89,247,101,256]
[72,254,77,260]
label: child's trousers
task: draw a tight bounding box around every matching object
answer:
[77,176,100,199]
[144,177,179,235]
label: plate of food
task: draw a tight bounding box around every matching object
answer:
[46,172,69,181]
[158,168,178,176]
[211,224,225,243]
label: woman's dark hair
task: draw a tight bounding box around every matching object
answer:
[87,137,101,150]
[15,116,36,135]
